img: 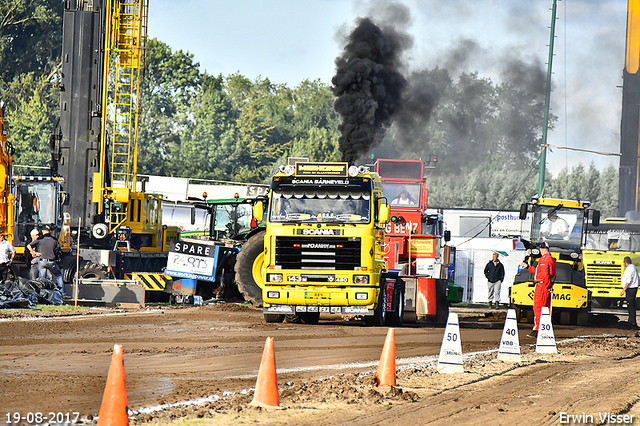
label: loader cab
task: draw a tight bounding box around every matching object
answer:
[13,177,63,246]
[520,197,591,255]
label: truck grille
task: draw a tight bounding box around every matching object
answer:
[275,236,361,270]
[584,263,622,286]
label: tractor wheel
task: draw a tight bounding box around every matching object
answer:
[300,312,320,324]
[75,263,109,280]
[235,230,266,307]
[264,313,285,323]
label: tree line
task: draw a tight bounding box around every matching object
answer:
[0,0,620,218]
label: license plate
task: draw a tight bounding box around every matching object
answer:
[305,292,329,299]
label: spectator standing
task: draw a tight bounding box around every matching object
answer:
[484,252,505,308]
[520,242,556,338]
[25,229,40,279]
[620,256,639,329]
[28,225,67,296]
[0,228,15,282]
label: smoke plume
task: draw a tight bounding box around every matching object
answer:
[331,8,412,164]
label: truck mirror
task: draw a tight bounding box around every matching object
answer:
[190,206,196,225]
[519,203,528,220]
[253,201,264,222]
[444,230,451,242]
[591,210,600,227]
[60,191,69,206]
[379,203,390,224]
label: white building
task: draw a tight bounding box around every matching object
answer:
[434,208,532,305]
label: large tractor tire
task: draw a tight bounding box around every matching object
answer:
[235,230,266,307]
[264,313,285,323]
[75,263,109,280]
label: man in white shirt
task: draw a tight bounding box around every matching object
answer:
[391,189,415,205]
[0,228,16,282]
[620,256,639,329]
[541,212,570,238]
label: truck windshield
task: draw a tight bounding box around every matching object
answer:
[531,205,584,251]
[584,226,640,252]
[269,190,370,224]
[381,183,421,206]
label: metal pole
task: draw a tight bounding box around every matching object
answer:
[538,0,559,197]
[74,218,81,307]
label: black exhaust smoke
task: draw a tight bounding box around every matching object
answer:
[331,16,410,164]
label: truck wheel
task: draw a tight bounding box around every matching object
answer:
[365,288,386,326]
[264,313,285,323]
[386,284,404,326]
[435,279,449,325]
[235,231,266,307]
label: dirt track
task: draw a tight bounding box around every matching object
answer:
[2,305,640,425]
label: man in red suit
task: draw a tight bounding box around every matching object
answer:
[520,242,556,338]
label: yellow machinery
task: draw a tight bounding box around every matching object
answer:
[582,218,640,309]
[511,197,597,326]
[41,0,177,289]
[0,105,15,241]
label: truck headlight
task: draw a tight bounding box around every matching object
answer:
[267,273,283,283]
[267,291,280,299]
[354,275,369,284]
[355,292,368,300]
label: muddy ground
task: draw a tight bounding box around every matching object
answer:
[1,304,640,425]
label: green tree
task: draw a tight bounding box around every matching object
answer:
[0,0,62,81]
[5,72,57,167]
[138,38,202,176]
[596,165,619,218]
[179,74,235,179]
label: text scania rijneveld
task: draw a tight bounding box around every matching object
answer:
[559,412,634,424]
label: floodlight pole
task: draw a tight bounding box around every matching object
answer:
[538,0,559,197]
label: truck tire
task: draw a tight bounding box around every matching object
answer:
[264,313,285,323]
[435,279,449,325]
[235,230,266,307]
[386,282,404,326]
[365,287,387,326]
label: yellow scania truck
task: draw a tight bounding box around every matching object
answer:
[582,218,640,310]
[255,161,406,325]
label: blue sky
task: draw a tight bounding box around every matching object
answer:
[148,0,628,177]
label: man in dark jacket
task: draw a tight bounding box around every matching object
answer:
[484,252,505,308]
[27,225,67,296]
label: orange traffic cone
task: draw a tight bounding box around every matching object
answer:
[376,328,396,386]
[250,337,280,408]
[98,344,129,426]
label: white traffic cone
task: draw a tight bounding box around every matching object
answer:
[535,306,557,354]
[497,309,521,362]
[437,312,464,373]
